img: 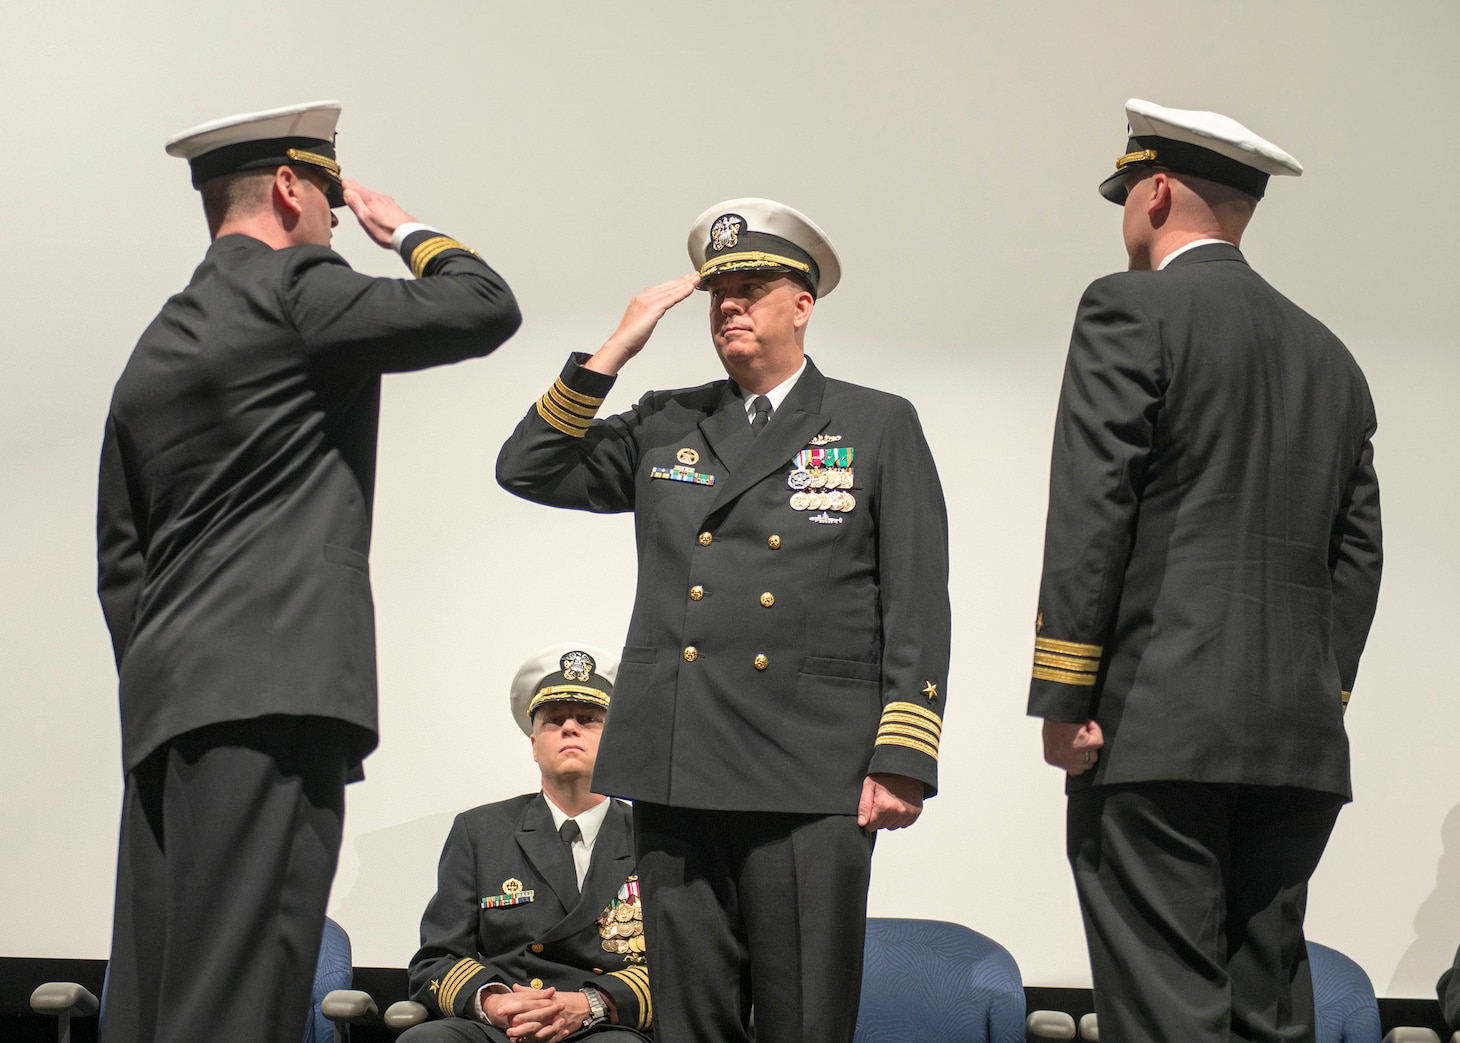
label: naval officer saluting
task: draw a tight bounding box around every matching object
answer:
[97,100,521,1043]
[496,198,951,1043]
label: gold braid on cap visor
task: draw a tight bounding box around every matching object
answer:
[1114,148,1159,171]
[699,251,811,279]
[285,147,342,179]
[527,685,611,716]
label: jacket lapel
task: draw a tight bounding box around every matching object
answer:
[515,795,578,912]
[698,382,755,475]
[702,358,830,519]
[538,800,635,945]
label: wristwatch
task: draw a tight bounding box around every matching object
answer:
[581,985,609,1028]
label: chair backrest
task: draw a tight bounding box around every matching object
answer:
[1310,940,1382,1043]
[854,917,1026,1043]
[304,917,354,1043]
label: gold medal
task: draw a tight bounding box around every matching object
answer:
[614,903,635,923]
[808,468,827,489]
[629,936,646,953]
[827,490,846,511]
[789,492,811,511]
[816,493,832,511]
[838,492,856,512]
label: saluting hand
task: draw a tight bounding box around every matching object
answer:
[584,273,701,377]
[341,178,417,248]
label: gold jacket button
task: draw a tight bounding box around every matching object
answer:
[593,968,604,975]
[754,654,769,671]
[767,534,781,549]
[530,943,544,953]
[530,978,544,989]
[698,531,713,546]
[690,585,705,601]
[759,592,775,608]
[684,646,699,662]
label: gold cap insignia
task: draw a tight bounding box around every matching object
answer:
[561,651,595,682]
[711,214,742,251]
[503,878,524,895]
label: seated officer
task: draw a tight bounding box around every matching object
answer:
[402,645,652,1042]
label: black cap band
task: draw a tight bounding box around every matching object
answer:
[1105,134,1270,202]
[188,136,344,206]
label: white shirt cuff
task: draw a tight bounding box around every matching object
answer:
[390,221,440,254]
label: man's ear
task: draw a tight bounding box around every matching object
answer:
[1148,171,1173,219]
[792,289,815,331]
[530,732,540,765]
[273,165,305,218]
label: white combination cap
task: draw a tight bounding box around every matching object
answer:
[509,643,619,736]
[1100,98,1302,204]
[688,197,842,299]
[165,100,345,205]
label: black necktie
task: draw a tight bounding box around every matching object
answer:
[751,395,772,436]
[559,819,582,845]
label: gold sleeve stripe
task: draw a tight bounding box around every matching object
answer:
[1033,650,1099,672]
[881,700,943,729]
[1032,666,1099,686]
[609,965,652,1029]
[541,392,597,426]
[880,712,942,740]
[1340,690,1351,705]
[1031,636,1103,687]
[875,733,939,759]
[536,399,588,437]
[537,391,592,423]
[879,722,940,745]
[545,380,602,414]
[1034,636,1103,657]
[535,378,606,437]
[437,957,486,1015]
[549,381,606,409]
[407,235,477,278]
[537,395,594,436]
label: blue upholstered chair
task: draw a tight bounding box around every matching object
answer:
[307,917,356,1042]
[1075,941,1434,1043]
[853,917,1028,1043]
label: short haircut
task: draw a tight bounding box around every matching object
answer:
[200,169,275,236]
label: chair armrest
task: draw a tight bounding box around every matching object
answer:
[30,982,100,1017]
[1027,1008,1077,1040]
[320,989,379,1023]
[384,1000,430,1032]
[1381,1029,1441,1043]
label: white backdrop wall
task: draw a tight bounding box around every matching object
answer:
[3,1,1456,996]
